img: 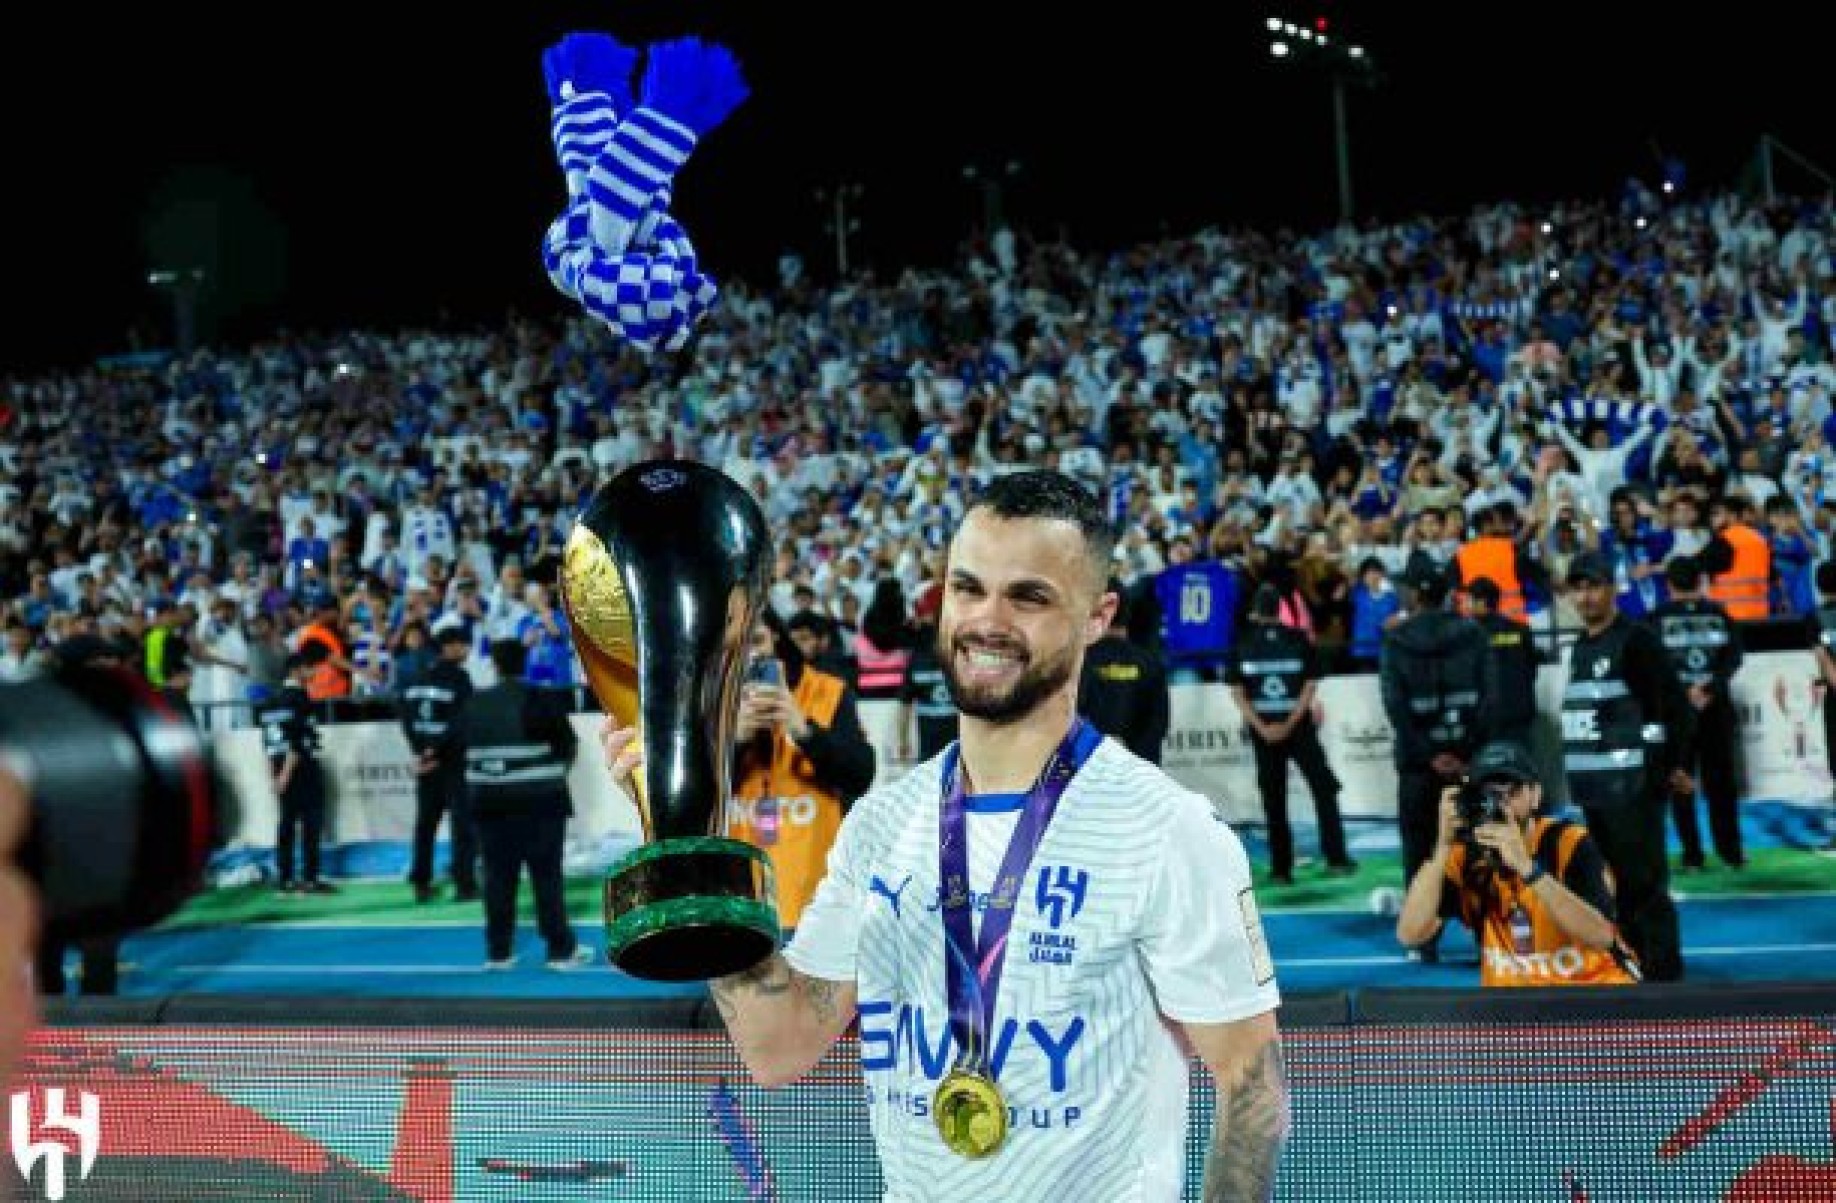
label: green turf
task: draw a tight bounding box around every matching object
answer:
[158,848,1835,930]
[158,878,614,930]
[1665,846,1836,894]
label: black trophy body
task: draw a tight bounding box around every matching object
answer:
[561,460,778,981]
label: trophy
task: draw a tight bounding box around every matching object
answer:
[560,459,778,981]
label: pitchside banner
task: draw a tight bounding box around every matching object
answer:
[11,1018,1834,1200]
[211,716,646,880]
[207,652,1831,868]
[1159,649,1834,826]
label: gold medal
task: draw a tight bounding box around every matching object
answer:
[933,1066,1008,1159]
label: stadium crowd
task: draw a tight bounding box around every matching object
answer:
[3,184,1836,724]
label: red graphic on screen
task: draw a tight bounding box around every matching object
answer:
[1660,1021,1836,1203]
[11,1035,453,1201]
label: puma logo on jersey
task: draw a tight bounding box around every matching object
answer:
[869,874,913,919]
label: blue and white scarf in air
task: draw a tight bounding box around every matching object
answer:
[539,35,747,354]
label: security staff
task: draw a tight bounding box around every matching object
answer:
[1467,576,1540,748]
[1455,501,1544,623]
[1380,553,1489,960]
[1561,550,1687,982]
[401,624,477,903]
[1702,493,1772,621]
[1078,580,1172,765]
[255,647,335,895]
[1648,555,1744,871]
[461,638,590,970]
[1229,584,1355,885]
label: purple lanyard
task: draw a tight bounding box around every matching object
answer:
[938,719,1097,1071]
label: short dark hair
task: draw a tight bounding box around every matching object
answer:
[786,609,831,638]
[966,470,1115,589]
[1666,555,1702,592]
[1817,560,1836,597]
[489,637,527,679]
[1466,576,1502,608]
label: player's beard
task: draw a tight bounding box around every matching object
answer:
[939,627,1078,726]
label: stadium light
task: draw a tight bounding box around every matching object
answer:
[147,265,207,356]
[814,182,865,279]
[1263,14,1377,224]
[963,159,1022,235]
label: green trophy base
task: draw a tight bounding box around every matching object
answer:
[603,837,781,982]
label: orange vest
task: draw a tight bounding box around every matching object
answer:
[298,623,351,700]
[729,666,847,929]
[1447,818,1639,987]
[852,631,911,696]
[1456,536,1528,621]
[1708,522,1771,620]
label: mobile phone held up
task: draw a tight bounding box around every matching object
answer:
[747,656,784,690]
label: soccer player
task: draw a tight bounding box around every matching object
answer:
[604,471,1289,1200]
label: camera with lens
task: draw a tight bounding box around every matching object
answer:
[1455,777,1509,831]
[0,665,223,942]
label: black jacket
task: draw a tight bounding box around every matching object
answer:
[1379,607,1490,771]
[1080,635,1172,764]
[461,681,577,818]
[400,659,474,764]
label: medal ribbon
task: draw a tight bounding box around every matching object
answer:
[938,719,1098,1074]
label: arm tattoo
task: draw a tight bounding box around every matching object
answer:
[710,956,792,1026]
[1203,1038,1291,1203]
[803,975,843,1026]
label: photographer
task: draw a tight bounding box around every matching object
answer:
[728,608,875,930]
[1396,740,1640,987]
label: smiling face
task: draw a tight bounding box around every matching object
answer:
[937,510,1115,726]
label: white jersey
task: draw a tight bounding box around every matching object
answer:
[785,737,1280,1203]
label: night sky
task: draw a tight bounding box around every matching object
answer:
[2,5,1829,372]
